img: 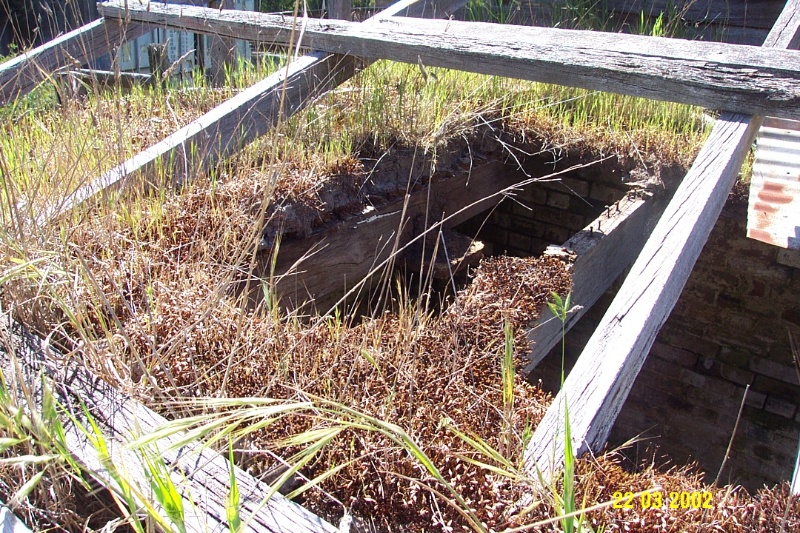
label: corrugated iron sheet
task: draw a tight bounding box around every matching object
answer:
[748,117,800,249]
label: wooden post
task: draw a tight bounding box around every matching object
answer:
[524,0,800,481]
[207,0,238,86]
[329,0,353,20]
[147,43,170,86]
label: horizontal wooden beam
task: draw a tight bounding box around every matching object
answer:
[55,0,456,218]
[0,316,336,532]
[524,0,800,480]
[0,19,146,105]
[522,190,669,374]
[100,0,800,120]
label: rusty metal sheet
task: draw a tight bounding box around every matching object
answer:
[748,117,800,249]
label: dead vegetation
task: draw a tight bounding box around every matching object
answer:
[0,52,797,531]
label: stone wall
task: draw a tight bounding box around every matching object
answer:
[532,199,800,491]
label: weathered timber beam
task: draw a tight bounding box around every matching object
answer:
[0,316,337,532]
[99,0,800,120]
[55,0,457,218]
[264,160,522,311]
[524,0,800,480]
[522,190,670,374]
[0,502,31,533]
[0,19,147,105]
[51,51,356,218]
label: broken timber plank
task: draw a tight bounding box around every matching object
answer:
[0,316,337,532]
[100,0,800,121]
[522,190,669,375]
[263,160,522,311]
[0,19,147,105]
[524,0,800,480]
[55,0,456,219]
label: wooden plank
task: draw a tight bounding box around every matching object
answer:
[524,0,800,479]
[0,315,337,533]
[56,0,458,218]
[0,19,147,105]
[522,190,669,374]
[262,160,522,311]
[99,0,800,121]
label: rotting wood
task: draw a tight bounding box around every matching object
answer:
[260,160,523,311]
[99,0,800,121]
[524,0,800,480]
[0,315,337,533]
[522,189,670,375]
[54,0,458,219]
[0,19,147,105]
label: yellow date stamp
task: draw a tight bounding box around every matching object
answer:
[612,490,714,510]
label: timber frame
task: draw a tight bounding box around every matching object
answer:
[2,0,800,527]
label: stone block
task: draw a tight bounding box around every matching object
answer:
[748,357,798,385]
[679,368,707,389]
[777,248,800,269]
[745,390,767,409]
[658,330,721,358]
[764,396,797,419]
[650,342,699,368]
[507,232,531,252]
[521,184,548,205]
[546,190,572,210]
[717,345,752,368]
[589,182,626,205]
[531,205,585,230]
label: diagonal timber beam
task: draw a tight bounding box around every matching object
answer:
[524,0,800,480]
[0,316,337,533]
[99,0,800,120]
[0,19,147,105]
[522,190,670,375]
[55,0,456,218]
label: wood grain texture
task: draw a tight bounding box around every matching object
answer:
[524,0,800,480]
[263,160,522,311]
[522,191,668,374]
[0,316,336,532]
[100,0,800,120]
[0,19,146,104]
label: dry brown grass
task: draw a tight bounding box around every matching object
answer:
[1,56,793,532]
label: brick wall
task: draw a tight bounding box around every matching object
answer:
[457,157,631,256]
[532,200,800,491]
